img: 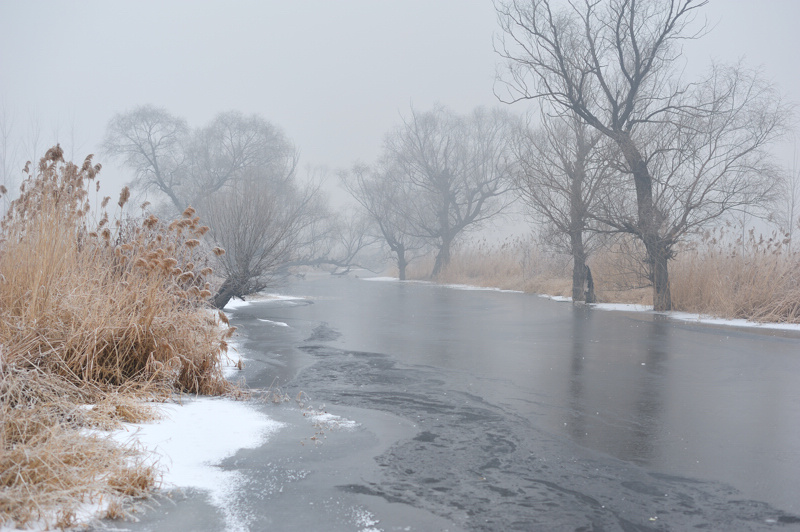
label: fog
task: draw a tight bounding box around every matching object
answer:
[1,0,799,203]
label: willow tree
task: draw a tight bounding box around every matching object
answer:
[496,0,788,310]
[385,106,518,277]
[514,107,608,302]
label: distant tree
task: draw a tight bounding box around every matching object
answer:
[184,111,298,206]
[385,106,518,277]
[496,0,789,310]
[102,105,189,211]
[514,108,608,302]
[105,106,339,307]
[197,175,326,309]
[341,162,428,280]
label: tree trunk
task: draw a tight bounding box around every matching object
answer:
[431,239,452,278]
[570,231,587,302]
[615,132,672,310]
[647,239,672,311]
[584,265,595,304]
[397,244,407,281]
[212,278,239,309]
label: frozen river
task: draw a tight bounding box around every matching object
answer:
[124,275,800,531]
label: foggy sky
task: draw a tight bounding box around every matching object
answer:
[1,0,799,200]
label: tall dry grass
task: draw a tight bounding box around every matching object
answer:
[407,237,574,295]
[670,228,800,322]
[0,146,236,529]
[410,229,800,322]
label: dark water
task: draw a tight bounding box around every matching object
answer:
[123,274,800,531]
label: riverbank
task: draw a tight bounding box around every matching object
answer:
[404,237,800,325]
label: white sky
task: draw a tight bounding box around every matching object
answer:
[1,0,799,200]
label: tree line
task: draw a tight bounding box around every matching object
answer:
[101,0,791,311]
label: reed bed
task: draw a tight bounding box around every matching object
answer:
[410,230,800,322]
[670,228,800,323]
[0,146,236,529]
[407,236,573,296]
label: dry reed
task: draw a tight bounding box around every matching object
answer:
[409,229,800,322]
[0,146,236,528]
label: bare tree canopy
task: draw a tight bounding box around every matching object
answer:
[496,0,790,310]
[384,105,519,277]
[185,110,298,206]
[102,105,189,211]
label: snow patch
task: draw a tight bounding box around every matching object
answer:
[111,397,283,532]
[668,312,800,331]
[257,318,289,327]
[223,298,251,310]
[539,294,573,302]
[592,302,652,312]
[304,409,360,431]
[221,338,246,378]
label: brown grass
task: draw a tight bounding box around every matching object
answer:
[410,229,800,322]
[670,228,800,322]
[407,237,573,295]
[0,146,236,528]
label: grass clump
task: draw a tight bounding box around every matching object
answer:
[0,146,236,529]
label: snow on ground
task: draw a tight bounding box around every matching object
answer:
[303,408,360,431]
[667,311,800,332]
[222,293,308,312]
[364,277,800,332]
[257,318,289,327]
[362,276,523,294]
[221,337,246,378]
[539,294,573,303]
[111,397,283,532]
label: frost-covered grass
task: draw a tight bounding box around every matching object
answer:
[0,148,239,529]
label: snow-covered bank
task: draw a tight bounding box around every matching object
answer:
[111,397,282,532]
[223,293,308,311]
[362,276,523,294]
[366,276,800,333]
[539,293,800,332]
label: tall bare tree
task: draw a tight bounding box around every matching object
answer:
[341,162,428,280]
[514,107,608,301]
[496,0,789,310]
[386,106,518,277]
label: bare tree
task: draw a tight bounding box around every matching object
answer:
[105,107,343,305]
[103,105,189,211]
[341,162,428,280]
[199,175,323,309]
[386,106,518,277]
[496,0,789,310]
[514,107,608,301]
